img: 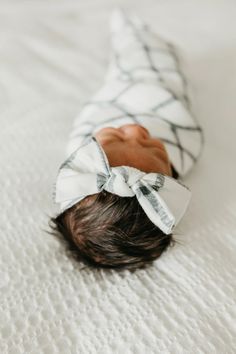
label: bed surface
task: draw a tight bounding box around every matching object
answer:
[1,0,236,353]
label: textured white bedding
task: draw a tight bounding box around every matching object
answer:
[1,1,236,353]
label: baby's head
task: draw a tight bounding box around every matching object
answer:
[49,124,179,271]
[49,189,176,271]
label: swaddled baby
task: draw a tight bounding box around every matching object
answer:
[49,8,204,271]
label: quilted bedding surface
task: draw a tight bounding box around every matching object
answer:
[1,0,236,353]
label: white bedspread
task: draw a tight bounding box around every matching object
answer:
[1,1,236,353]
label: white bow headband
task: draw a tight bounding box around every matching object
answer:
[53,136,192,235]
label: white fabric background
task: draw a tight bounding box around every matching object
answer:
[0,1,236,353]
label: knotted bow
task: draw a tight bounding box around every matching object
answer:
[53,136,192,234]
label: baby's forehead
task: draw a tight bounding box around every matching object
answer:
[105,142,170,173]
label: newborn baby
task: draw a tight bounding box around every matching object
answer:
[50,8,204,271]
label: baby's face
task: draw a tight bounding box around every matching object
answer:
[94,124,173,176]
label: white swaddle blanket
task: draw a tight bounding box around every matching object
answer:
[53,8,205,235]
[65,8,204,179]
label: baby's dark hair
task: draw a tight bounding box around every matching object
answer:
[48,165,179,272]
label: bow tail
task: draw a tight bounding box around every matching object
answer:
[133,181,176,235]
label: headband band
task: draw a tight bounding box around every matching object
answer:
[53,135,191,235]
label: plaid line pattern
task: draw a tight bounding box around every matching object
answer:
[65,8,204,178]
